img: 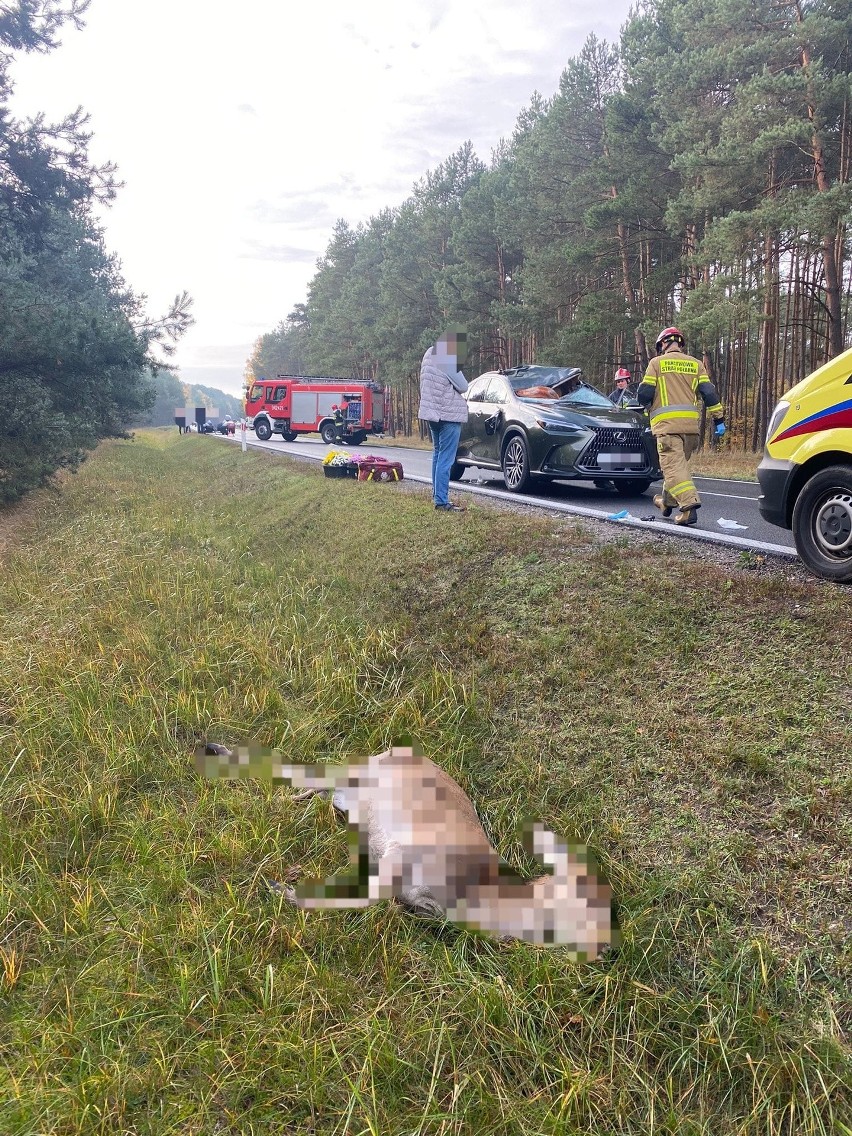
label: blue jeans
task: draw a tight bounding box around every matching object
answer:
[428,421,462,507]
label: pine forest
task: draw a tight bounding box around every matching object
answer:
[248,0,852,450]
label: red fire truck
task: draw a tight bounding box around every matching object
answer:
[245,376,388,445]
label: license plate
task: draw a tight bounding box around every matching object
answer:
[597,452,643,466]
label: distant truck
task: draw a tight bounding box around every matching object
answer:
[245,376,388,445]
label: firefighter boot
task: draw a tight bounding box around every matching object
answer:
[653,494,674,518]
[674,503,700,526]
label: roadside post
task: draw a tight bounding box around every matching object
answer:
[241,419,247,453]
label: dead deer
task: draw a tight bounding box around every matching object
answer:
[196,742,616,955]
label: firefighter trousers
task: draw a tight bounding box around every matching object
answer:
[655,434,700,508]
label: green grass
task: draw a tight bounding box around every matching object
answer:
[0,429,848,1135]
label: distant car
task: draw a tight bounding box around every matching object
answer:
[200,421,215,434]
[451,365,660,494]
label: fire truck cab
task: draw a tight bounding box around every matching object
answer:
[245,376,388,446]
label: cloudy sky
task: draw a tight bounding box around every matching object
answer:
[10,0,634,397]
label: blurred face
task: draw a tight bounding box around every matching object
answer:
[439,332,468,365]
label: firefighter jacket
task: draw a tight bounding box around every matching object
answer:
[637,348,723,436]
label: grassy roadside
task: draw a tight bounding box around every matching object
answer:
[0,429,848,1135]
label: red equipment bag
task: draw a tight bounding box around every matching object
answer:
[356,459,404,482]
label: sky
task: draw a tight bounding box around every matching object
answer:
[10,0,635,398]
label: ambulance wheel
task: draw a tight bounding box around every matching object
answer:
[254,420,272,442]
[320,422,338,444]
[792,465,852,582]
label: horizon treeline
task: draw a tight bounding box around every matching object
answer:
[248,0,852,449]
[137,370,244,429]
[0,1,192,504]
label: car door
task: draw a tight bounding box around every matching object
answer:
[458,374,494,463]
[479,376,511,464]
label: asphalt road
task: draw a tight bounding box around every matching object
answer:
[220,431,797,557]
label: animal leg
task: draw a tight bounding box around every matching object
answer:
[292,787,349,814]
[195,742,353,794]
[280,820,373,909]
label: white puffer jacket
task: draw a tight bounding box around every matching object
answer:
[418,345,469,423]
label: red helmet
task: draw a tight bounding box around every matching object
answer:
[655,326,685,352]
[615,367,631,381]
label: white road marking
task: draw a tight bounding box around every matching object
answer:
[696,490,758,501]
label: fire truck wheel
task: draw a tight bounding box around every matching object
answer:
[254,419,272,442]
[283,431,297,441]
[348,431,367,446]
[320,421,338,445]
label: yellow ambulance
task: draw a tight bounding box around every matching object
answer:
[757,345,852,582]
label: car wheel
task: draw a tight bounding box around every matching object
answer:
[254,419,272,442]
[502,434,533,493]
[614,479,652,496]
[791,465,852,582]
[320,422,338,444]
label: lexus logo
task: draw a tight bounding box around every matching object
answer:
[614,430,626,443]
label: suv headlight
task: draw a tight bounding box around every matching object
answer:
[764,400,790,448]
[535,418,582,433]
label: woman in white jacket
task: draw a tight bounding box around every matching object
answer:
[418,330,469,512]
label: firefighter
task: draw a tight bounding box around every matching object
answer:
[331,404,346,441]
[637,327,725,526]
[608,367,636,407]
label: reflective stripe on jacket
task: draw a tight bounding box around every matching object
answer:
[638,350,723,436]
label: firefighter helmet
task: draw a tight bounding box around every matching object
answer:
[615,367,631,381]
[655,326,685,352]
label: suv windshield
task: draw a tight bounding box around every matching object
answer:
[555,383,613,408]
[507,368,614,409]
[507,366,577,390]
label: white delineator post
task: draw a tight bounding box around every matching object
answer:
[241,419,247,452]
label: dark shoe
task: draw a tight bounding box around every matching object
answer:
[435,503,465,512]
[653,494,673,518]
[674,505,700,526]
